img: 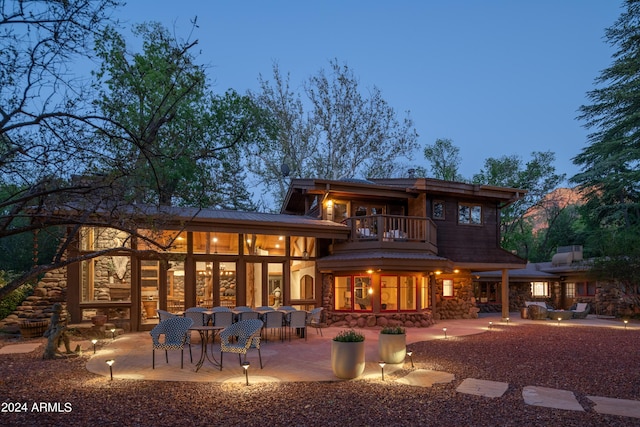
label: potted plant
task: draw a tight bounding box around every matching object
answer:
[378,326,406,364]
[331,329,366,379]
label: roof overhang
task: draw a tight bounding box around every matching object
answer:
[317,250,454,273]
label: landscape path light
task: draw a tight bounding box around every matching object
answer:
[106,359,114,380]
[110,328,116,340]
[379,361,386,381]
[406,350,414,368]
[443,328,447,339]
[242,361,250,386]
[91,339,97,354]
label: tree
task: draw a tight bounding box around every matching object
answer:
[249,59,419,206]
[572,0,640,292]
[422,138,463,181]
[0,12,263,299]
[573,0,640,233]
[0,1,128,299]
[93,22,262,209]
[473,151,565,259]
[307,60,419,180]
[247,63,315,208]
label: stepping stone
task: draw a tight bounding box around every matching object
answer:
[457,378,508,398]
[522,386,584,411]
[0,343,40,354]
[395,369,454,387]
[587,396,640,419]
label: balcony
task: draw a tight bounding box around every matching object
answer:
[334,215,438,254]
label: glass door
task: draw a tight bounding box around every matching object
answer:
[140,260,160,324]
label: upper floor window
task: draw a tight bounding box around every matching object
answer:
[433,200,445,220]
[458,203,482,225]
[332,201,349,223]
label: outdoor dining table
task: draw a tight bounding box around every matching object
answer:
[189,324,224,372]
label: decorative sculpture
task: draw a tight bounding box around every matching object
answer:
[43,303,74,359]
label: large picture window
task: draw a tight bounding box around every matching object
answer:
[381,275,417,311]
[334,275,372,311]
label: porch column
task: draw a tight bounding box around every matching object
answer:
[501,268,510,319]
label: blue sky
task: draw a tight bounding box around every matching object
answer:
[114,1,623,183]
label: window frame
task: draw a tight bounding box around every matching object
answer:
[442,279,454,298]
[432,200,445,220]
[458,202,483,225]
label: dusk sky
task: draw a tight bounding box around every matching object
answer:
[114,1,623,184]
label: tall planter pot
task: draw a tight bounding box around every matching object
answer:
[331,340,366,379]
[378,333,406,364]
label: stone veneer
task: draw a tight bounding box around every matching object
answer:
[0,268,67,332]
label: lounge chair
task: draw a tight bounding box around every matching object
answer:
[571,302,590,319]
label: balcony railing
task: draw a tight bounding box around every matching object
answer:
[341,215,437,251]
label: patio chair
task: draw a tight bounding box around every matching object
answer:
[150,317,193,369]
[262,310,285,342]
[219,319,263,370]
[287,310,308,341]
[570,302,590,319]
[255,306,275,311]
[211,311,234,328]
[211,306,232,312]
[158,309,193,358]
[237,310,260,322]
[306,307,325,337]
[157,309,176,321]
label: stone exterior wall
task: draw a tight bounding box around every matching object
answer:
[325,311,435,328]
[0,268,67,332]
[434,275,480,320]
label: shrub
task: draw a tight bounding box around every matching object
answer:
[0,271,35,320]
[333,329,365,342]
[381,326,406,334]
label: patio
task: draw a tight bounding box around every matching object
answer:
[85,313,626,384]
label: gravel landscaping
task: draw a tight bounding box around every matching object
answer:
[1,322,639,426]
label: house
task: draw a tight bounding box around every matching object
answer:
[473,245,615,315]
[27,177,528,332]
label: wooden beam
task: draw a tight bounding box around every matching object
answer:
[501,268,510,320]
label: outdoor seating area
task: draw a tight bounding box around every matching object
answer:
[150,306,325,372]
[524,301,591,320]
